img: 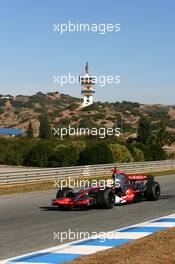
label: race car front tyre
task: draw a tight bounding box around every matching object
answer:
[145,181,161,201]
[56,187,74,199]
[97,188,115,209]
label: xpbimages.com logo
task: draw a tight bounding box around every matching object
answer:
[53,177,114,191]
[53,21,121,35]
[53,73,120,87]
[53,228,120,243]
[52,125,121,139]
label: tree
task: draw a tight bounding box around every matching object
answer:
[156,121,174,146]
[137,116,153,145]
[150,143,167,160]
[49,144,80,167]
[24,141,53,167]
[27,121,34,139]
[126,144,144,162]
[39,114,51,139]
[135,143,153,161]
[79,143,114,165]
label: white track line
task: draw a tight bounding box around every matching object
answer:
[1,213,175,264]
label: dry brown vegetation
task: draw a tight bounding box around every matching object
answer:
[0,181,54,195]
[1,92,175,137]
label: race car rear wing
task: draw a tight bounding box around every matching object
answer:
[127,175,155,182]
[111,168,155,182]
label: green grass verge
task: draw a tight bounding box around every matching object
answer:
[151,170,175,176]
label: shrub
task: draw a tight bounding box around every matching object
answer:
[0,108,4,114]
[46,140,86,167]
[109,143,133,163]
[0,138,33,165]
[79,142,114,165]
[167,151,175,160]
[48,144,80,167]
[24,141,54,167]
[67,103,79,111]
[149,143,167,161]
[126,144,144,162]
[4,147,24,165]
[135,144,152,161]
[135,143,167,161]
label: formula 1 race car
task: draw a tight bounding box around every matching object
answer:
[52,170,161,210]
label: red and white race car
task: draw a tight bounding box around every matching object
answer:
[52,169,161,210]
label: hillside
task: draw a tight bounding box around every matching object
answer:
[0,91,175,137]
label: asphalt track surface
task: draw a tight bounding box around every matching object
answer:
[0,175,175,261]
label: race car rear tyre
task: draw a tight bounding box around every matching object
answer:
[56,187,74,199]
[134,193,143,202]
[97,188,115,209]
[145,181,161,201]
[58,205,71,211]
